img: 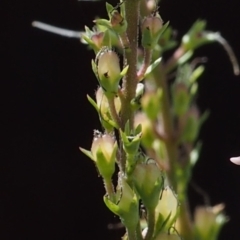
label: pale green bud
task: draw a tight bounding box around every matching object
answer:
[96,48,121,95]
[180,106,199,143]
[91,133,117,180]
[141,89,162,120]
[141,14,163,49]
[104,178,139,230]
[132,163,163,210]
[155,187,179,232]
[95,87,121,130]
[194,204,227,240]
[172,83,190,117]
[134,112,155,148]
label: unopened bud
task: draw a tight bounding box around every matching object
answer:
[134,112,155,148]
[172,83,190,117]
[194,204,227,240]
[141,89,162,120]
[96,48,121,95]
[141,14,163,49]
[155,187,179,231]
[95,87,121,130]
[104,178,139,230]
[180,106,200,143]
[133,163,163,210]
[91,133,117,180]
[91,32,105,50]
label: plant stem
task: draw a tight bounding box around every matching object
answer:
[153,63,194,239]
[177,199,194,240]
[120,0,140,129]
[118,0,140,172]
[104,179,115,202]
[127,227,137,240]
[153,63,177,189]
[136,220,144,240]
[107,96,121,128]
[163,46,185,74]
[144,210,155,240]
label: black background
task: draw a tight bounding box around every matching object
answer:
[1,0,240,239]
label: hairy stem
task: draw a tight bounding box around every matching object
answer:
[118,0,140,172]
[107,96,121,128]
[104,179,115,202]
[120,0,140,129]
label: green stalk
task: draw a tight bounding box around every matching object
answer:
[153,63,194,239]
[120,0,140,129]
[152,63,177,189]
[144,210,155,240]
[118,0,140,172]
[177,199,194,240]
[136,220,144,240]
[127,227,137,240]
[103,179,115,202]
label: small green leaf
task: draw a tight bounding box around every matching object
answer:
[189,65,205,84]
[120,65,129,77]
[144,57,162,79]
[94,19,111,29]
[104,195,120,215]
[177,50,193,65]
[106,2,114,18]
[190,141,202,167]
[79,147,95,161]
[84,25,92,35]
[87,94,99,112]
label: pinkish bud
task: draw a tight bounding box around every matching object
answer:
[91,32,105,50]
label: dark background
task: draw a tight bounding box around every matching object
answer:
[1,0,240,239]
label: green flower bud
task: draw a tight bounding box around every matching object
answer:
[90,32,105,50]
[141,89,162,120]
[172,83,190,117]
[141,14,163,49]
[134,112,155,148]
[181,20,214,51]
[82,27,112,53]
[194,204,227,240]
[95,48,121,95]
[155,187,179,232]
[132,163,163,210]
[95,87,121,130]
[180,106,199,143]
[104,178,139,230]
[91,133,117,180]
